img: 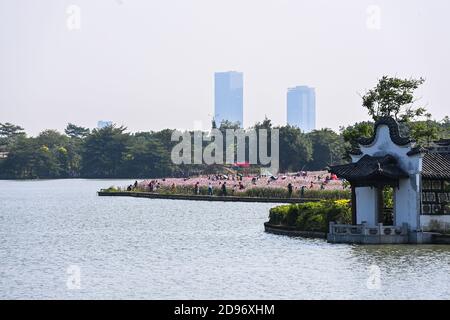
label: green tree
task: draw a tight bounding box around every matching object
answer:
[34,145,61,178]
[64,139,83,177]
[307,129,346,170]
[252,117,273,167]
[0,122,25,148]
[340,121,374,149]
[439,116,450,139]
[64,125,90,177]
[36,130,69,149]
[253,117,272,131]
[81,125,130,178]
[362,76,426,122]
[0,122,25,138]
[55,146,70,177]
[122,136,172,178]
[0,129,76,178]
[340,121,374,159]
[409,114,441,146]
[0,135,36,178]
[65,123,90,139]
[219,120,241,130]
[277,125,312,172]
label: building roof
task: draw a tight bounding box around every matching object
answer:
[429,139,450,154]
[348,148,363,156]
[434,139,450,146]
[422,153,450,179]
[407,146,428,156]
[330,154,409,183]
[358,117,412,146]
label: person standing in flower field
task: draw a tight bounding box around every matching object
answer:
[208,183,213,196]
[194,182,200,195]
[300,185,306,198]
[221,182,227,196]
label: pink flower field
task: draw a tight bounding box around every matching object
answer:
[138,171,345,192]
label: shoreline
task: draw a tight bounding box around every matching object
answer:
[264,222,327,239]
[97,191,322,204]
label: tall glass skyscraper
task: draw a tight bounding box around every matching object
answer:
[286,86,316,132]
[214,71,243,128]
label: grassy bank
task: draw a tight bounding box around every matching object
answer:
[102,185,351,200]
[267,200,351,233]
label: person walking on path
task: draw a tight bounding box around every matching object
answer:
[221,182,227,196]
[194,182,200,195]
[208,183,213,196]
[287,183,293,198]
[300,185,306,198]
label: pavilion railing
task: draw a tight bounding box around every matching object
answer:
[329,222,409,236]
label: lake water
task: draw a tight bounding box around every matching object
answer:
[0,179,449,299]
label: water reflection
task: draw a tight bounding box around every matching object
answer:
[0,179,449,299]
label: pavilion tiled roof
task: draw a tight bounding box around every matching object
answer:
[434,139,450,146]
[330,154,409,181]
[407,146,428,156]
[348,148,363,156]
[422,153,450,179]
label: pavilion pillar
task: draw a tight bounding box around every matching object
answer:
[351,185,357,225]
[377,187,384,224]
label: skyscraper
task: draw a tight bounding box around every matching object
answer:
[286,86,316,132]
[97,120,113,129]
[214,71,243,128]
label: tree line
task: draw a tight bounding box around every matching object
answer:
[0,76,448,179]
[0,120,341,179]
[1,117,447,179]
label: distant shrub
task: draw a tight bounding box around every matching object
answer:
[302,189,351,200]
[102,186,120,192]
[268,205,290,225]
[113,183,351,201]
[237,187,289,198]
[268,200,351,232]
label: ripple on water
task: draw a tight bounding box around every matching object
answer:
[0,179,450,299]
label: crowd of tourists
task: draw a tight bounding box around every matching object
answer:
[128,171,344,197]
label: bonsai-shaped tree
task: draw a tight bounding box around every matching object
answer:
[362,76,427,122]
[361,76,444,146]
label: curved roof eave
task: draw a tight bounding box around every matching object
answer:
[358,117,412,147]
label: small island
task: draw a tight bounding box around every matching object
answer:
[98,170,350,204]
[264,200,351,239]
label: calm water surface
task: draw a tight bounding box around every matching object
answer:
[1,179,449,299]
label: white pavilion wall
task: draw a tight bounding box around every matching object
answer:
[394,175,421,230]
[355,124,423,230]
[355,187,377,225]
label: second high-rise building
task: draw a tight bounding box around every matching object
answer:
[214,71,243,128]
[286,86,316,132]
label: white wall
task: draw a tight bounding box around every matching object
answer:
[356,125,423,229]
[355,187,377,225]
[395,175,421,230]
[359,125,422,175]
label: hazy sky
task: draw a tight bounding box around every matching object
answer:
[0,0,449,135]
